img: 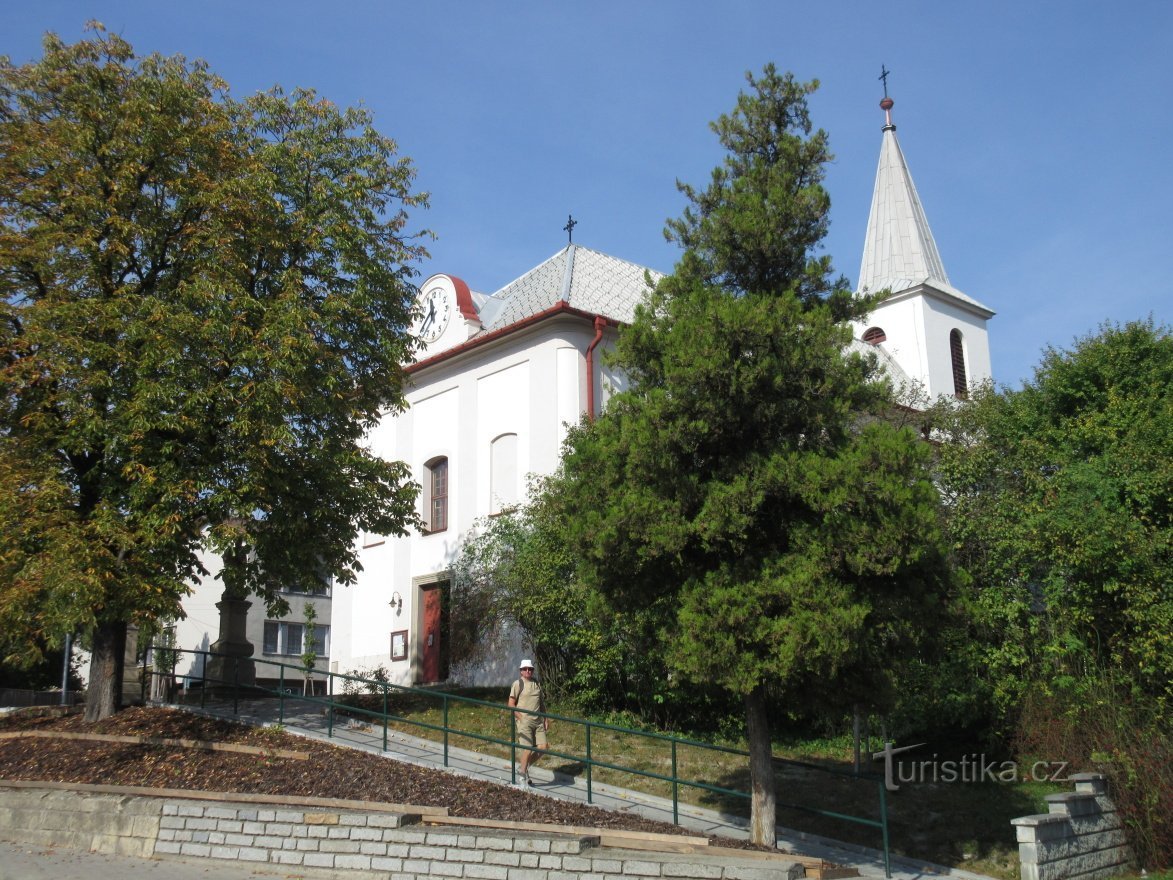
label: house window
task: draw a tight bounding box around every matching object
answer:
[862,326,886,344]
[950,329,968,398]
[490,433,519,514]
[263,621,331,657]
[282,571,333,597]
[425,456,448,533]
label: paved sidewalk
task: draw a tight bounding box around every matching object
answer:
[175,696,995,880]
[0,838,342,880]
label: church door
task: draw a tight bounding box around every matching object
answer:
[421,584,444,683]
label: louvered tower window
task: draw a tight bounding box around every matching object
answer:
[950,330,968,399]
[862,326,886,344]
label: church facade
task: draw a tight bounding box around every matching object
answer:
[177,95,994,689]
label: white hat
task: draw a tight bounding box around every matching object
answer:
[519,659,534,669]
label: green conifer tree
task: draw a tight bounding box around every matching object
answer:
[554,67,952,846]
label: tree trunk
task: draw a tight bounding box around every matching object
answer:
[85,620,127,722]
[745,685,777,847]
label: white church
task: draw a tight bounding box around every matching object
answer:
[175,93,994,691]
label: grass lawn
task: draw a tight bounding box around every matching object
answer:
[327,684,1064,880]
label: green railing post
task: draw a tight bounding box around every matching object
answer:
[878,779,891,878]
[328,690,334,738]
[671,739,679,825]
[443,695,450,767]
[382,684,389,752]
[200,650,208,709]
[232,655,239,716]
[510,710,517,784]
[585,721,593,804]
[279,664,286,725]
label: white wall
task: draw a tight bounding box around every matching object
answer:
[332,316,602,687]
[858,286,992,400]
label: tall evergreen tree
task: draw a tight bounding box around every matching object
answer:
[554,67,952,845]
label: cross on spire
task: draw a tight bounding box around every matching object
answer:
[878,65,895,130]
[563,214,577,244]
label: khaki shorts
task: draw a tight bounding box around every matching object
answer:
[517,715,547,750]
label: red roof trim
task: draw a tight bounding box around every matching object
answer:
[408,301,617,374]
[449,275,478,322]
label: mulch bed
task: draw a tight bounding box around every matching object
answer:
[0,705,759,849]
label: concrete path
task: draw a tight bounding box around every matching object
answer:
[0,838,337,879]
[174,696,995,880]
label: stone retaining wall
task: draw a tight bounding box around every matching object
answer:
[1011,773,1131,880]
[0,784,803,880]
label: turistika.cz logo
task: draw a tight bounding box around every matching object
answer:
[872,742,1070,791]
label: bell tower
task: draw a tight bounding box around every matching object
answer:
[855,75,994,400]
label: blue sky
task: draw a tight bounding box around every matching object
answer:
[4,1,1170,388]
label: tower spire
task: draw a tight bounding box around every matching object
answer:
[857,75,950,294]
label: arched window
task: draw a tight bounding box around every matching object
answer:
[950,329,968,398]
[490,433,518,514]
[862,326,887,345]
[424,456,448,533]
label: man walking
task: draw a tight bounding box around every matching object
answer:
[507,659,549,786]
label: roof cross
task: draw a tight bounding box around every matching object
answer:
[563,214,577,244]
[879,64,891,98]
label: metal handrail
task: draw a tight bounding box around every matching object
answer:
[149,645,892,876]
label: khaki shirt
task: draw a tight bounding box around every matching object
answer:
[509,678,543,713]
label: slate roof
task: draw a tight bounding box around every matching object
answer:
[475,244,664,332]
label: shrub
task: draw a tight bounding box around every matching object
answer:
[339,664,390,696]
[1015,675,1172,869]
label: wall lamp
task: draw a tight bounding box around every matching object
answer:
[390,591,403,614]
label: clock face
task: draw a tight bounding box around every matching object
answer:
[418,286,451,344]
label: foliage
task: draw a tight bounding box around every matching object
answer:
[929,319,1172,865]
[451,495,738,729]
[0,26,428,718]
[450,493,622,702]
[339,663,390,696]
[300,603,318,678]
[0,637,82,692]
[1015,672,1172,869]
[550,65,954,845]
[931,320,1173,720]
[151,625,178,676]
